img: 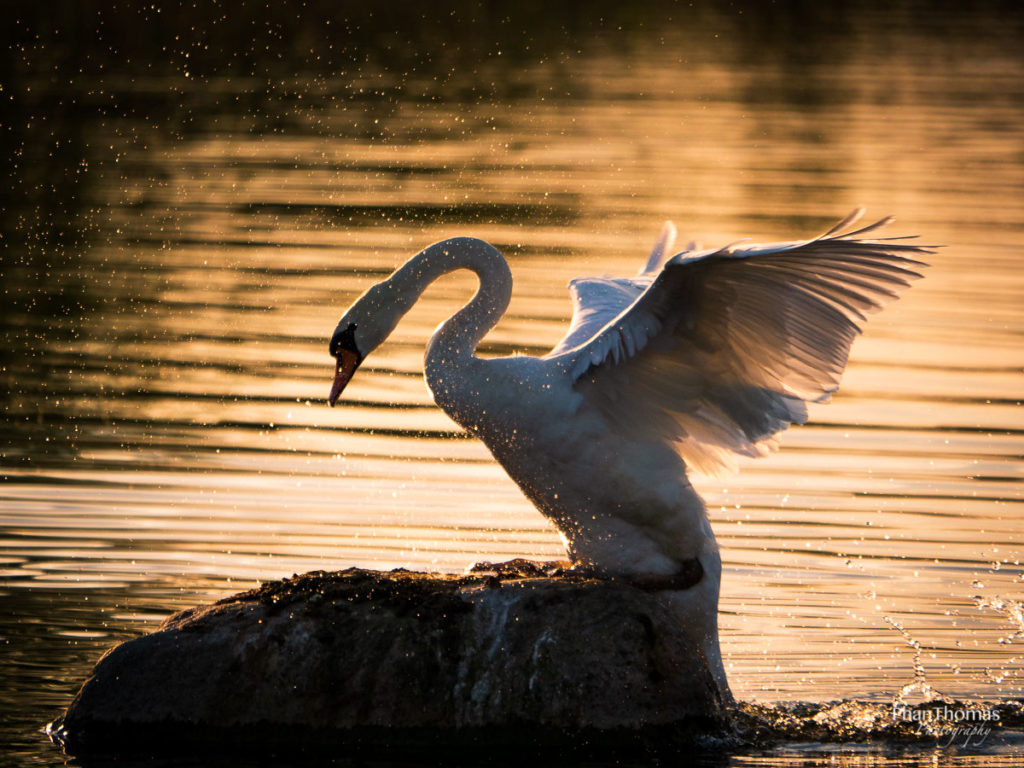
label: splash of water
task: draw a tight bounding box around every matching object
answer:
[727,618,1024,748]
[730,699,1024,748]
[884,616,944,706]
[975,595,1024,645]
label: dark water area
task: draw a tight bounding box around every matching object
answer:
[2,2,1024,765]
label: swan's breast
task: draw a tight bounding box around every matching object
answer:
[428,356,577,437]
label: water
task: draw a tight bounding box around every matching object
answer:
[2,3,1023,765]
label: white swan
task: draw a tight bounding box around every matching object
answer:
[327,210,929,691]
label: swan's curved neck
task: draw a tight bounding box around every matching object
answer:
[387,237,512,371]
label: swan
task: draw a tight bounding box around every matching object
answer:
[326,209,929,691]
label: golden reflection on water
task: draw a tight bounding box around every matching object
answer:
[1,11,1023,763]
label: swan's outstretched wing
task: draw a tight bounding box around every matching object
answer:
[546,210,932,474]
[546,221,676,357]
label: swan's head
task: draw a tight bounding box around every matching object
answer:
[327,320,363,406]
[328,281,404,407]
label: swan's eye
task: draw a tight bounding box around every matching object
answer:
[329,322,359,358]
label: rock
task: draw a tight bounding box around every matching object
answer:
[50,564,732,758]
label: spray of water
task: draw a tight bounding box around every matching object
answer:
[884,616,944,706]
[974,595,1024,645]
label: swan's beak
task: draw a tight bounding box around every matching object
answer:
[328,348,361,407]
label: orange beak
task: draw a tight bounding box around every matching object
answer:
[328,348,361,407]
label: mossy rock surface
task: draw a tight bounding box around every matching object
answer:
[50,564,730,758]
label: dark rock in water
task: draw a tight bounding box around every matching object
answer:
[49,564,731,758]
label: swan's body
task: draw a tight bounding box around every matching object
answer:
[328,211,929,691]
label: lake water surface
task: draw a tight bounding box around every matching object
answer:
[2,5,1023,765]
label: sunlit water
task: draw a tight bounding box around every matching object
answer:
[2,5,1023,765]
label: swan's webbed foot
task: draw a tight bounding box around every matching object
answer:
[623,558,704,591]
[556,558,704,590]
